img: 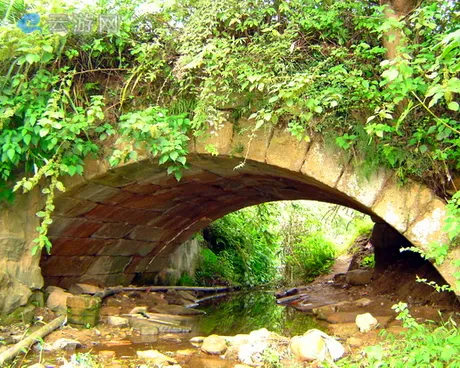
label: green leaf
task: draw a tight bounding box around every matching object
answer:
[67,165,77,176]
[170,151,179,161]
[39,128,49,137]
[23,134,32,146]
[177,156,186,165]
[36,211,46,218]
[6,149,16,161]
[419,145,428,153]
[382,68,399,81]
[174,170,182,181]
[447,101,459,111]
[25,54,40,64]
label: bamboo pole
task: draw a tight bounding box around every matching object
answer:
[0,315,66,365]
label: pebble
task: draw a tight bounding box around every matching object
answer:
[99,350,116,359]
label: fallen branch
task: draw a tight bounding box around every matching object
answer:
[276,293,308,305]
[123,286,234,293]
[194,292,232,304]
[0,315,66,365]
[83,285,236,301]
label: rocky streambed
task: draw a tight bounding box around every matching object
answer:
[1,259,458,368]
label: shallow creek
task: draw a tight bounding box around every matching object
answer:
[90,291,326,364]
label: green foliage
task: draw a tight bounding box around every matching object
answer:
[197,203,280,286]
[444,191,460,242]
[338,302,460,368]
[177,273,197,286]
[285,232,336,283]
[110,106,190,180]
[360,254,375,269]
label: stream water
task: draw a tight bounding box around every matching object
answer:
[193,290,326,336]
[34,290,327,368]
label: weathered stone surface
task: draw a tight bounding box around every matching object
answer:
[41,256,94,276]
[136,350,177,364]
[42,338,82,352]
[405,198,449,251]
[346,269,373,285]
[49,237,109,256]
[69,283,102,295]
[290,329,344,362]
[97,239,157,257]
[336,167,390,207]
[372,180,433,233]
[356,313,378,332]
[195,121,234,156]
[67,295,101,327]
[201,334,228,355]
[46,290,72,311]
[85,256,132,275]
[48,217,103,238]
[232,118,272,162]
[107,316,129,327]
[92,223,135,239]
[53,197,97,217]
[266,129,310,171]
[301,139,345,187]
[73,182,120,202]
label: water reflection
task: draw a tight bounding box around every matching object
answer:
[194,290,327,337]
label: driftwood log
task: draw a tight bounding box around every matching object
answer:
[84,285,235,300]
[0,315,66,365]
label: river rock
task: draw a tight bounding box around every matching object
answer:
[42,338,82,352]
[290,329,344,362]
[346,269,373,285]
[69,283,102,295]
[346,337,364,347]
[46,290,72,311]
[201,334,228,355]
[129,318,159,335]
[107,316,129,327]
[130,306,148,314]
[328,323,359,338]
[99,350,116,359]
[137,350,177,365]
[326,312,359,324]
[238,340,268,365]
[356,313,378,332]
[355,298,373,307]
[249,328,271,340]
[189,336,205,347]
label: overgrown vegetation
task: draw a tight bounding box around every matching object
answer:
[336,303,460,368]
[0,0,458,270]
[196,200,373,287]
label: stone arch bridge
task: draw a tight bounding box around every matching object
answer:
[0,120,458,314]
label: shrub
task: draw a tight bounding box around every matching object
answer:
[285,232,336,283]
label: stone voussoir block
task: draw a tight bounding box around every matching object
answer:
[266,128,310,171]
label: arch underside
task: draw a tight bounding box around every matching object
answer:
[41,154,377,287]
[39,150,458,294]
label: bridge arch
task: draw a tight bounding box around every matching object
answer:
[40,121,458,292]
[0,121,458,314]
